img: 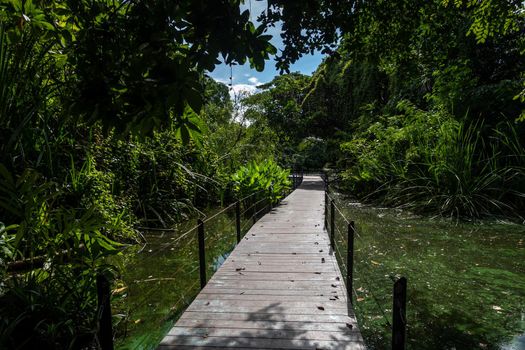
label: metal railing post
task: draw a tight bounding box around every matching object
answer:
[392,277,407,350]
[96,274,114,350]
[235,201,241,244]
[197,219,206,289]
[330,200,335,249]
[347,221,355,307]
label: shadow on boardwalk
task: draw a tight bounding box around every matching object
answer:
[160,302,364,349]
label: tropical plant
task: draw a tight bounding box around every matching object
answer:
[232,159,291,204]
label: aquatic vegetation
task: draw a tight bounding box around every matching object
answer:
[330,192,525,350]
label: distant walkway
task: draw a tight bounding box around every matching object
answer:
[159,176,365,349]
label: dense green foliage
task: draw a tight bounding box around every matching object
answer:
[232,159,291,204]
[246,0,525,219]
[0,1,280,346]
[0,0,524,348]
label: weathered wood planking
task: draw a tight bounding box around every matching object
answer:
[158,176,365,350]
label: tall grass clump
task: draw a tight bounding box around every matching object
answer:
[340,101,525,219]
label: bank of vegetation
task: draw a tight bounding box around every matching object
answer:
[0,1,286,347]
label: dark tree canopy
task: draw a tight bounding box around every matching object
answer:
[0,0,277,135]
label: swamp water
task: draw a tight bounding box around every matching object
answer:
[111,207,247,349]
[330,193,525,350]
[111,197,524,350]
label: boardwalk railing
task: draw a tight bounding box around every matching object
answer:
[6,173,305,350]
[95,173,304,349]
[323,179,408,350]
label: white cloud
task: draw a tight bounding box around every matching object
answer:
[247,76,259,85]
[230,84,257,98]
[214,77,229,85]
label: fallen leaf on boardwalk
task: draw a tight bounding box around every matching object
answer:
[240,292,245,295]
[322,258,325,263]
[317,306,325,311]
[331,284,337,288]
[319,249,323,252]
[346,323,354,329]
[205,301,210,305]
[314,242,319,245]
[314,272,321,274]
[235,267,245,271]
[335,277,340,281]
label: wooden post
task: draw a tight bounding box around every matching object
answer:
[392,277,407,350]
[324,192,328,230]
[347,221,355,307]
[198,219,206,289]
[330,200,335,249]
[96,274,114,350]
[235,201,241,244]
[252,197,257,225]
[269,185,274,211]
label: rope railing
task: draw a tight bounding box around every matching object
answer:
[96,173,305,350]
[324,177,407,350]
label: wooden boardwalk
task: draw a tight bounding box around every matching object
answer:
[159,176,365,349]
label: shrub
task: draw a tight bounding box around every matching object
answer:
[231,159,291,204]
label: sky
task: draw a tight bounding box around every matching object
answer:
[208,0,325,97]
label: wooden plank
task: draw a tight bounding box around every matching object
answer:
[211,272,340,280]
[158,176,364,349]
[206,280,343,289]
[178,311,356,323]
[194,294,345,303]
[159,335,366,349]
[199,288,344,297]
[166,327,362,341]
[188,299,348,310]
[174,319,357,332]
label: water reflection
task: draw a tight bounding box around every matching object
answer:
[111,208,244,350]
[330,192,525,350]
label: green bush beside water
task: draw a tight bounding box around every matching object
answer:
[339,102,525,219]
[0,23,280,348]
